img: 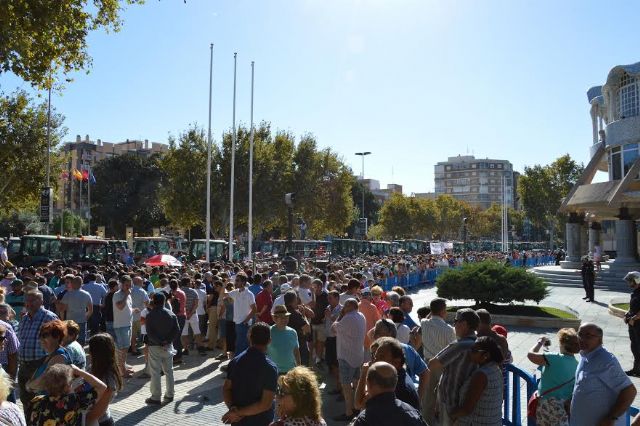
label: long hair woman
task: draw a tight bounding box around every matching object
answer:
[85,333,122,426]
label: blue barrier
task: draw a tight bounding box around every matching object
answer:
[502,364,639,426]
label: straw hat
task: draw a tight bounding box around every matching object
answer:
[272,305,290,317]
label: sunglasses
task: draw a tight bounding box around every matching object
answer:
[276,387,290,397]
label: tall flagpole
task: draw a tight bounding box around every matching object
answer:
[87,165,91,235]
[206,43,214,262]
[248,61,255,266]
[229,52,237,261]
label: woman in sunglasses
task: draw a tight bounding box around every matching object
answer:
[450,336,504,425]
[271,366,327,426]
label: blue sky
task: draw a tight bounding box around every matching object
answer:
[2,0,639,194]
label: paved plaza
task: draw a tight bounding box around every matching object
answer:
[102,283,639,425]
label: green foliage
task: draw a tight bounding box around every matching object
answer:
[52,210,86,236]
[0,90,65,214]
[518,154,584,238]
[0,0,143,89]
[91,153,167,237]
[158,127,211,233]
[436,261,549,306]
[0,210,44,236]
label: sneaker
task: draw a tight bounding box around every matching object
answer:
[163,396,174,403]
[145,398,162,405]
[220,365,228,372]
[626,369,640,376]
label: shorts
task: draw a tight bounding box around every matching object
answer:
[113,326,132,350]
[312,324,326,342]
[338,359,360,384]
[181,314,201,336]
[325,337,338,367]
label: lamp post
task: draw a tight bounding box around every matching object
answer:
[355,151,371,235]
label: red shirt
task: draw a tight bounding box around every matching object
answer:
[256,289,273,324]
[172,289,187,317]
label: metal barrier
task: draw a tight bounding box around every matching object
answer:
[502,364,639,425]
[511,255,556,268]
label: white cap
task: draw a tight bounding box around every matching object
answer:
[624,271,640,285]
[280,283,292,293]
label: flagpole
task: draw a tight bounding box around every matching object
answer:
[88,165,91,235]
[248,61,255,266]
[229,52,237,262]
[206,43,214,263]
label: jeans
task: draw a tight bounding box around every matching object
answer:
[77,322,87,346]
[235,322,250,354]
[89,305,102,336]
[148,345,175,400]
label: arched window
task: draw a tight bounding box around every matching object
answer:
[618,73,639,119]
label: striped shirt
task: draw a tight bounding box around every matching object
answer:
[434,335,477,413]
[421,316,456,360]
[457,362,503,425]
[18,307,58,362]
[0,319,19,365]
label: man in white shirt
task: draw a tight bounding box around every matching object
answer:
[271,283,291,315]
[113,275,136,378]
[226,273,256,355]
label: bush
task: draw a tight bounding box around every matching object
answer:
[436,261,549,306]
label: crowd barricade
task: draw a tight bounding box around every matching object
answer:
[511,255,556,268]
[502,364,639,426]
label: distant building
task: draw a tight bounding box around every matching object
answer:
[413,192,437,200]
[359,178,403,203]
[56,134,168,213]
[434,155,516,210]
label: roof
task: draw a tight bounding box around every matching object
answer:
[605,62,640,89]
[587,86,602,103]
[564,181,619,208]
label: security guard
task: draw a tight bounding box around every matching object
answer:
[623,271,640,376]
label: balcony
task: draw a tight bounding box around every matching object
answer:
[605,115,640,148]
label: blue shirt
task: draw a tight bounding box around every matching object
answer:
[570,346,633,426]
[226,347,278,426]
[402,343,428,383]
[396,367,420,410]
[18,307,59,361]
[267,326,298,373]
[403,314,418,330]
[248,284,262,297]
[83,281,107,305]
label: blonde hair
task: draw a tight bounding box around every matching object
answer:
[370,285,383,297]
[557,328,579,354]
[0,367,13,402]
[278,366,322,420]
[391,286,405,296]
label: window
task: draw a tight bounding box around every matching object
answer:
[471,164,477,169]
[497,164,503,169]
[619,73,639,119]
[490,163,495,169]
[623,143,639,176]
[446,166,451,171]
[611,147,622,180]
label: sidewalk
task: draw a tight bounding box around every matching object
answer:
[106,283,639,425]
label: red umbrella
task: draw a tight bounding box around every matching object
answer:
[144,254,183,267]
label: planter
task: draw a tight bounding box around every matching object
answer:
[444,309,581,329]
[609,297,628,319]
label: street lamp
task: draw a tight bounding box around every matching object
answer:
[355,151,371,235]
[462,217,468,262]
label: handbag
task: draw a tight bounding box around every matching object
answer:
[527,376,574,418]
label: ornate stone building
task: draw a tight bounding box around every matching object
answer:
[561,62,640,269]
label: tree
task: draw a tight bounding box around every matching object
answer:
[0,90,65,214]
[434,195,473,240]
[347,180,381,236]
[518,154,584,239]
[379,193,415,239]
[0,0,143,89]
[0,210,44,236]
[158,127,213,235]
[52,210,86,236]
[91,153,167,237]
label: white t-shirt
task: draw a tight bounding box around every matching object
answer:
[297,287,313,305]
[140,308,148,335]
[228,288,255,325]
[196,288,207,315]
[271,294,286,315]
[112,290,133,328]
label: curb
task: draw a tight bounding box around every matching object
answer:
[609,296,628,319]
[445,310,581,329]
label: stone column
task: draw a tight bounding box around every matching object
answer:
[565,213,583,263]
[615,208,637,264]
[588,222,601,254]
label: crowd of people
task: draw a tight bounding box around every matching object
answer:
[0,251,635,425]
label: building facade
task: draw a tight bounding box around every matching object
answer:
[561,62,640,268]
[434,155,516,210]
[57,135,168,213]
[359,178,403,203]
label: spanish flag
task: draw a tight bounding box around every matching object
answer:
[73,169,83,180]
